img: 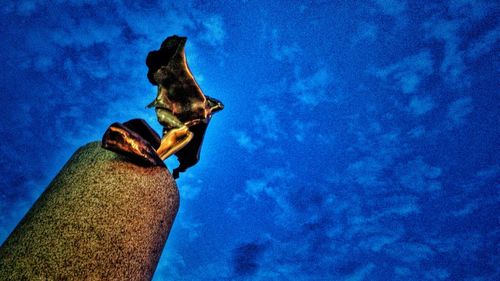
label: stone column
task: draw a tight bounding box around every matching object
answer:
[0,141,179,281]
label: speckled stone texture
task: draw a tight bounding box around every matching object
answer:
[0,141,179,281]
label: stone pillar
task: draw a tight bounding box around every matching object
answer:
[0,142,179,281]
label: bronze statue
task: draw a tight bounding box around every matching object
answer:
[102,35,224,178]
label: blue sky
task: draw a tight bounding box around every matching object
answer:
[0,0,499,280]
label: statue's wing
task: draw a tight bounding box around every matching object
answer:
[102,121,164,167]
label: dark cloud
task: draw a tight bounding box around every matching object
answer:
[232,241,269,276]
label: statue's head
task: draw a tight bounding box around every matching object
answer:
[145,35,187,86]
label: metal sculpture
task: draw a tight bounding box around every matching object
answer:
[102,35,223,178]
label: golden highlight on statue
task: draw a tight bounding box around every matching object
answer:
[102,35,224,178]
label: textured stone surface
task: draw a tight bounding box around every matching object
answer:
[0,142,179,281]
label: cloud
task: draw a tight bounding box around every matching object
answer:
[452,201,479,217]
[448,165,498,218]
[254,105,285,141]
[397,156,442,192]
[431,21,465,83]
[33,56,55,72]
[270,29,302,63]
[448,0,497,21]
[407,126,426,138]
[384,242,435,264]
[358,235,400,252]
[177,175,204,201]
[374,0,407,16]
[50,20,123,48]
[377,195,421,217]
[424,268,450,280]
[423,2,497,87]
[447,96,473,126]
[293,120,316,142]
[407,95,436,116]
[231,130,263,153]
[244,167,295,201]
[343,127,405,190]
[232,241,269,276]
[352,22,378,44]
[394,266,412,278]
[238,166,300,226]
[372,50,434,94]
[466,26,500,60]
[475,165,499,181]
[429,233,483,261]
[291,67,333,106]
[153,248,186,280]
[344,263,375,281]
[199,15,226,47]
[347,157,386,187]
[272,42,301,63]
[245,179,267,200]
[10,0,36,16]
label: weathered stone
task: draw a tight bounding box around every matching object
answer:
[0,141,179,281]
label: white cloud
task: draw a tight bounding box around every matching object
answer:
[467,26,500,60]
[291,67,333,106]
[447,97,473,126]
[113,2,195,40]
[270,29,302,63]
[347,157,385,187]
[352,22,378,44]
[239,167,297,224]
[254,105,284,141]
[178,181,202,201]
[424,268,450,280]
[232,130,263,153]
[343,264,375,281]
[245,179,267,199]
[372,50,434,94]
[395,266,412,277]
[293,120,316,143]
[199,15,226,47]
[424,19,470,87]
[448,0,496,21]
[50,20,123,48]
[475,165,499,181]
[407,126,426,138]
[33,56,55,72]
[397,157,442,192]
[154,248,186,280]
[16,0,36,16]
[384,242,435,264]
[358,235,400,252]
[423,1,497,87]
[272,42,301,63]
[452,201,479,216]
[407,95,436,116]
[379,195,421,217]
[374,0,407,16]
